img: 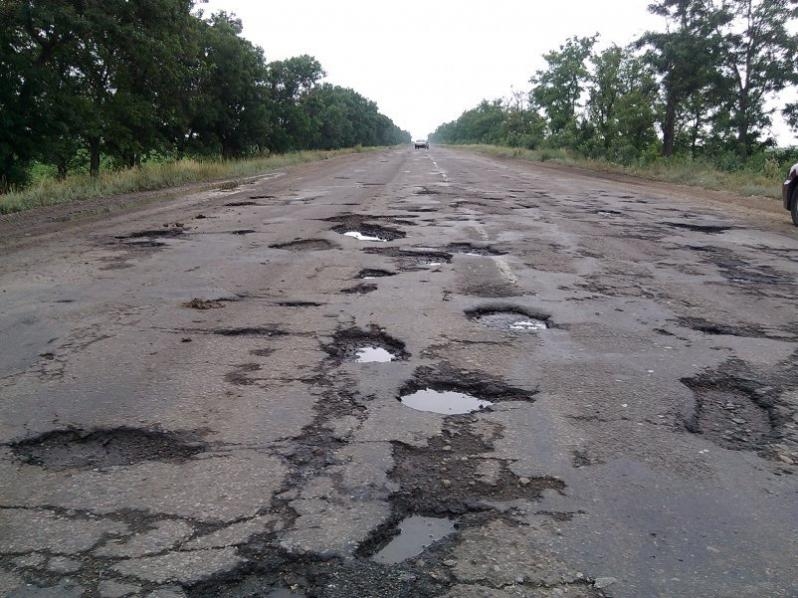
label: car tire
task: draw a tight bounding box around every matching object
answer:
[792,186,798,226]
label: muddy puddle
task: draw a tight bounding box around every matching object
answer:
[371,516,455,564]
[467,307,549,332]
[400,388,493,415]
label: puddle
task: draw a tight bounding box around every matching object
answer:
[400,388,492,415]
[371,516,455,564]
[355,346,396,363]
[344,231,388,242]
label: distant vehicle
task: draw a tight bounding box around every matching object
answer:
[782,161,798,226]
[414,139,429,150]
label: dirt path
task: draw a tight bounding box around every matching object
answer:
[1,147,797,597]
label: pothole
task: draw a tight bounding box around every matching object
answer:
[363,247,453,270]
[398,364,536,415]
[270,239,336,251]
[332,223,406,242]
[230,229,256,235]
[9,428,206,470]
[466,306,550,332]
[390,420,563,515]
[324,326,409,363]
[115,225,186,240]
[682,376,775,454]
[225,201,259,207]
[443,242,506,256]
[666,222,732,234]
[400,389,493,414]
[341,282,378,294]
[210,326,288,337]
[370,516,455,564]
[357,269,396,280]
[184,298,228,310]
[276,301,323,307]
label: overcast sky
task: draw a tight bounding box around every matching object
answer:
[202,0,796,145]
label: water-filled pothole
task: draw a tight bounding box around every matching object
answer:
[466,307,550,332]
[371,516,455,564]
[332,223,405,242]
[400,388,493,415]
[324,327,408,363]
[10,428,206,470]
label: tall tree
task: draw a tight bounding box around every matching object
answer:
[587,45,659,162]
[638,0,728,156]
[716,0,798,156]
[530,35,597,145]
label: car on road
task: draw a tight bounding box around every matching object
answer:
[414,139,429,150]
[783,161,798,225]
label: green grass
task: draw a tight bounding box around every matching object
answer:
[456,144,784,201]
[0,147,374,214]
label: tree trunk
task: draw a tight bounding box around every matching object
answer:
[57,160,67,180]
[89,137,101,177]
[662,93,676,158]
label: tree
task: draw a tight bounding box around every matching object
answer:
[716,0,798,156]
[187,12,270,157]
[530,35,597,145]
[638,0,729,156]
[586,45,659,162]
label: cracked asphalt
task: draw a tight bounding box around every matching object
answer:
[1,147,797,598]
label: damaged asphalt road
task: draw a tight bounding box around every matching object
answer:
[1,147,797,597]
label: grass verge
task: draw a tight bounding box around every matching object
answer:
[0,147,376,214]
[455,144,784,201]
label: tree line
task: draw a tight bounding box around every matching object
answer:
[431,0,798,167]
[0,1,410,190]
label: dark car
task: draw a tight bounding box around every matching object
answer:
[782,161,798,226]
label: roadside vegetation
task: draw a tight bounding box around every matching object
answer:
[0,149,372,215]
[462,145,785,199]
[431,0,798,198]
[0,2,410,208]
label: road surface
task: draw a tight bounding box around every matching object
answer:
[1,147,797,598]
